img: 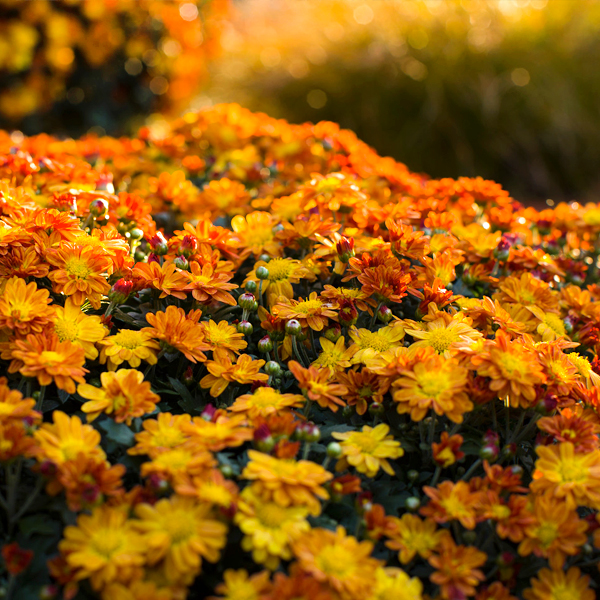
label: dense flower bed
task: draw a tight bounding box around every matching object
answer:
[1,103,600,599]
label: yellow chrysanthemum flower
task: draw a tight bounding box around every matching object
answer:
[59,505,146,592]
[200,319,247,358]
[311,336,354,373]
[372,567,424,600]
[133,495,227,585]
[235,486,310,570]
[230,386,305,419]
[98,328,160,370]
[0,276,54,336]
[348,324,405,365]
[332,423,403,478]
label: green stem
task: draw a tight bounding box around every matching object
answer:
[11,477,44,523]
[461,458,482,481]
[292,337,306,367]
[504,404,510,441]
[35,386,46,413]
[302,442,312,461]
[258,280,264,308]
[508,410,527,444]
[430,466,442,487]
[370,301,383,329]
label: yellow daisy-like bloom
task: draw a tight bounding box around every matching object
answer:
[291,526,381,600]
[183,414,254,452]
[242,450,332,516]
[101,580,176,600]
[200,351,268,397]
[372,567,424,600]
[46,243,112,309]
[311,336,354,373]
[210,569,272,600]
[230,386,305,419]
[133,495,227,585]
[404,315,482,358]
[97,328,160,370]
[128,412,192,458]
[523,567,595,600]
[9,332,87,394]
[0,377,39,424]
[531,442,600,509]
[53,298,107,360]
[332,424,404,478]
[34,411,105,465]
[273,292,338,332]
[568,352,600,389]
[245,257,307,307]
[0,276,55,336]
[494,272,559,313]
[59,505,146,592]
[140,447,216,489]
[231,211,280,258]
[78,369,160,425]
[385,514,448,564]
[348,325,405,365]
[200,319,247,358]
[235,486,310,570]
[392,355,472,423]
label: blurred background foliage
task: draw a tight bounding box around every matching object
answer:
[3,0,600,205]
[205,0,600,205]
[0,0,227,135]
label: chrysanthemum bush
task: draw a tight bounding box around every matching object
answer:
[0,103,600,599]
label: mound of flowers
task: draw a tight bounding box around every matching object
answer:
[1,103,600,599]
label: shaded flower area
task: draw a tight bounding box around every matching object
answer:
[0,102,600,599]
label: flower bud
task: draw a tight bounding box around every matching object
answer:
[254,424,275,452]
[480,444,499,462]
[128,228,144,241]
[377,305,393,324]
[258,254,271,263]
[182,366,195,387]
[39,585,59,600]
[147,253,160,264]
[148,232,169,256]
[219,464,234,478]
[255,266,270,280]
[238,293,256,310]
[327,442,342,459]
[178,235,198,258]
[285,319,302,336]
[323,323,342,343]
[336,236,355,263]
[108,278,134,304]
[237,320,253,335]
[500,443,517,459]
[89,198,109,219]
[305,423,321,443]
[407,469,420,483]
[173,255,189,271]
[264,361,281,376]
[245,280,258,294]
[338,299,358,327]
[201,404,217,422]
[257,336,274,353]
[405,497,420,511]
[368,402,385,416]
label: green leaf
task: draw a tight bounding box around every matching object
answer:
[18,514,60,537]
[98,419,135,446]
[168,376,198,413]
[57,388,70,403]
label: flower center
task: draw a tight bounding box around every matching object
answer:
[65,258,92,279]
[558,459,588,483]
[165,511,194,544]
[112,330,145,350]
[255,502,295,528]
[536,522,558,547]
[152,427,187,449]
[544,313,565,336]
[91,530,125,559]
[497,352,525,378]
[352,434,379,454]
[294,299,322,314]
[315,545,355,578]
[267,259,294,282]
[55,320,79,342]
[39,350,63,366]
[426,328,457,354]
[359,331,391,352]
[415,371,450,398]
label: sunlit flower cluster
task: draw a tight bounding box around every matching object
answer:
[0,101,600,600]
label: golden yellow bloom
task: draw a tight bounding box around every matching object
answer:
[34,411,105,465]
[523,567,595,600]
[235,486,310,570]
[78,369,160,425]
[348,325,405,365]
[98,328,160,370]
[132,261,188,300]
[372,567,424,600]
[210,569,272,600]
[183,414,254,452]
[46,243,112,309]
[128,412,192,458]
[274,292,337,332]
[9,333,87,394]
[0,276,54,336]
[332,424,403,478]
[133,495,227,585]
[200,319,247,358]
[292,526,381,600]
[231,211,280,258]
[244,257,307,307]
[495,272,559,312]
[59,505,145,591]
[0,377,38,424]
[531,442,600,509]
[392,355,472,423]
[53,298,107,360]
[101,580,176,600]
[311,336,354,373]
[230,386,305,419]
[242,450,332,516]
[385,514,448,564]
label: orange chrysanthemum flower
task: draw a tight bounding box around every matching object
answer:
[184,261,237,306]
[494,272,559,312]
[199,351,268,397]
[288,360,348,412]
[428,536,486,600]
[46,243,112,309]
[199,177,251,217]
[143,305,210,363]
[432,432,465,468]
[537,407,600,452]
[392,355,472,423]
[523,567,595,600]
[291,526,381,600]
[336,367,390,415]
[231,386,305,419]
[421,480,481,530]
[0,377,39,424]
[471,331,546,409]
[182,414,254,452]
[531,442,600,509]
[385,514,449,564]
[274,292,337,332]
[78,369,160,425]
[9,333,87,394]
[97,328,160,370]
[242,450,332,516]
[132,260,189,300]
[0,276,55,336]
[127,412,192,458]
[231,211,280,258]
[53,298,107,360]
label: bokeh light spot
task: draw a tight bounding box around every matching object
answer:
[307,89,327,109]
